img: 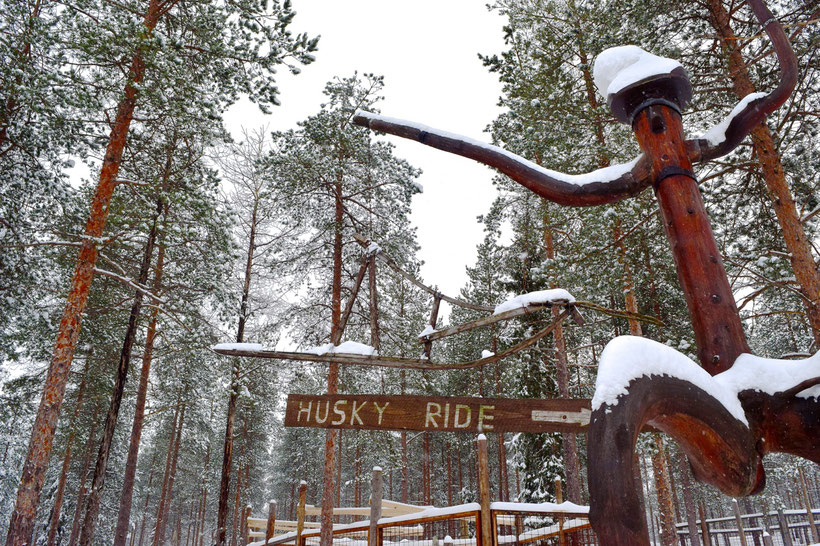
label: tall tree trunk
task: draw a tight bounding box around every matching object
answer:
[678,454,702,546]
[67,418,97,546]
[153,403,181,546]
[542,207,581,503]
[115,162,171,546]
[134,451,159,546]
[217,197,259,546]
[708,0,820,346]
[156,404,185,546]
[230,459,243,546]
[320,171,344,546]
[46,357,90,546]
[651,434,677,546]
[78,196,163,546]
[4,2,161,543]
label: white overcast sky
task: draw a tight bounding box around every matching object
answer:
[225,0,509,305]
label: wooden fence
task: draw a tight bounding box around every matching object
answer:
[247,502,595,546]
[674,507,820,546]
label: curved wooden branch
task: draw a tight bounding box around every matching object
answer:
[588,375,761,546]
[588,367,820,545]
[353,112,652,207]
[695,0,798,162]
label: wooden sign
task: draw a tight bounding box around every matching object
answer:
[284,394,591,434]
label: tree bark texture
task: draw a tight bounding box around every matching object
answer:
[46,358,89,546]
[153,403,181,546]
[115,181,170,546]
[217,197,258,546]
[543,209,581,503]
[707,0,820,348]
[67,419,97,546]
[650,434,677,546]
[155,404,185,546]
[320,171,344,546]
[677,454,702,546]
[3,2,161,543]
[78,199,162,546]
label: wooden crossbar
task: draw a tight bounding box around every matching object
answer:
[214,310,569,371]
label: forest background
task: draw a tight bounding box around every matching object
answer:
[1,0,819,545]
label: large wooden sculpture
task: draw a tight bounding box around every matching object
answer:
[350,1,820,544]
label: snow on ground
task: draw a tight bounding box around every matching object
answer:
[493,288,575,315]
[593,45,682,98]
[591,336,820,426]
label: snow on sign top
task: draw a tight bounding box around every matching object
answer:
[493,288,575,315]
[593,45,682,99]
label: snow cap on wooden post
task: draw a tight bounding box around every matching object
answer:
[369,466,383,546]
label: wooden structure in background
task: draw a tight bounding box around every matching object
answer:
[348,1,820,545]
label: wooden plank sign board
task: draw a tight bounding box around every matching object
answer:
[284,394,591,433]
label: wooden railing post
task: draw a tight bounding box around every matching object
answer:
[266,500,277,544]
[443,535,454,546]
[477,435,492,546]
[369,466,383,546]
[296,482,307,546]
[762,531,774,546]
[733,500,748,546]
[554,477,565,546]
[799,467,819,543]
[776,508,793,546]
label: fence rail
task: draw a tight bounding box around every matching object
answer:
[674,508,820,546]
[248,503,595,546]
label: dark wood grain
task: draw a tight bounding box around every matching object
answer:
[285,394,592,434]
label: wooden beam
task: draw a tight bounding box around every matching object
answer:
[285,394,592,434]
[353,233,492,312]
[213,310,570,371]
[420,303,557,343]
